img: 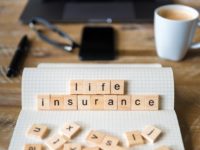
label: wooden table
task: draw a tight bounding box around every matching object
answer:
[0,0,200,150]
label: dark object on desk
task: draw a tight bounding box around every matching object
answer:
[7,35,30,77]
[20,0,173,24]
[29,17,79,52]
[79,27,115,60]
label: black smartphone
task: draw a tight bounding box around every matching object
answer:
[79,26,116,60]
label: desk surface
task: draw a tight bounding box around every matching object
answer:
[0,0,200,150]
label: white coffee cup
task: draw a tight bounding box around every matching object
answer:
[154,4,200,61]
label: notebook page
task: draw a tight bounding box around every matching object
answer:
[9,110,184,150]
[37,63,162,68]
[22,66,174,110]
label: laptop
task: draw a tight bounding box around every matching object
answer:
[20,0,173,24]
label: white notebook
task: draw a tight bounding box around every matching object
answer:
[9,64,184,150]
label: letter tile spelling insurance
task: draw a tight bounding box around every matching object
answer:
[24,144,43,150]
[83,80,96,94]
[103,95,118,110]
[78,95,90,110]
[124,131,144,147]
[70,80,83,94]
[141,125,162,143]
[82,147,100,150]
[46,134,69,150]
[64,95,78,110]
[90,95,104,110]
[117,95,131,110]
[37,95,50,110]
[145,95,160,110]
[100,135,120,150]
[155,146,171,150]
[64,143,82,150]
[50,95,65,110]
[111,80,125,95]
[131,95,145,111]
[61,122,81,139]
[27,124,49,139]
[86,130,106,145]
[96,80,111,94]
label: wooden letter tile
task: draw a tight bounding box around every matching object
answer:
[78,95,90,110]
[96,80,110,94]
[118,95,131,110]
[144,95,159,110]
[45,134,69,150]
[37,95,50,110]
[111,80,125,95]
[64,95,78,110]
[27,124,49,139]
[155,146,171,150]
[70,80,83,94]
[86,130,106,145]
[64,143,82,150]
[24,144,43,150]
[50,95,65,110]
[90,95,104,110]
[83,80,96,94]
[141,125,162,143]
[104,95,118,110]
[109,146,128,150]
[124,131,144,147]
[61,122,81,139]
[100,135,120,149]
[131,95,145,111]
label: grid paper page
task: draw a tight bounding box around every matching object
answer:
[22,66,174,110]
[9,110,184,150]
[37,63,162,68]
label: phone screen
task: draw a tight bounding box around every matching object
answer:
[79,27,116,60]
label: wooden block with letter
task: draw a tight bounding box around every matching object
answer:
[131,95,145,110]
[124,130,144,147]
[83,80,97,94]
[37,94,50,110]
[78,95,91,110]
[64,95,78,110]
[50,95,65,110]
[45,134,69,150]
[82,147,100,150]
[86,130,106,145]
[145,95,159,110]
[100,135,120,150]
[96,80,110,94]
[104,95,118,110]
[111,80,125,94]
[90,95,104,110]
[64,143,82,150]
[61,122,81,139]
[117,95,131,110]
[141,125,162,143]
[24,144,43,150]
[70,80,83,94]
[27,124,49,139]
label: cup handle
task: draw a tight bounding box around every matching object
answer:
[190,21,200,49]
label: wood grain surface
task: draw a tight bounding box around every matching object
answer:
[0,0,200,150]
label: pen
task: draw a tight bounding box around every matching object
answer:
[7,35,30,77]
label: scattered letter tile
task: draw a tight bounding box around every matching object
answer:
[46,134,69,150]
[64,143,82,150]
[141,125,162,143]
[24,144,43,150]
[61,122,81,139]
[100,135,120,149]
[27,124,49,139]
[124,130,144,147]
[86,130,106,145]
[155,145,171,150]
[82,147,100,150]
